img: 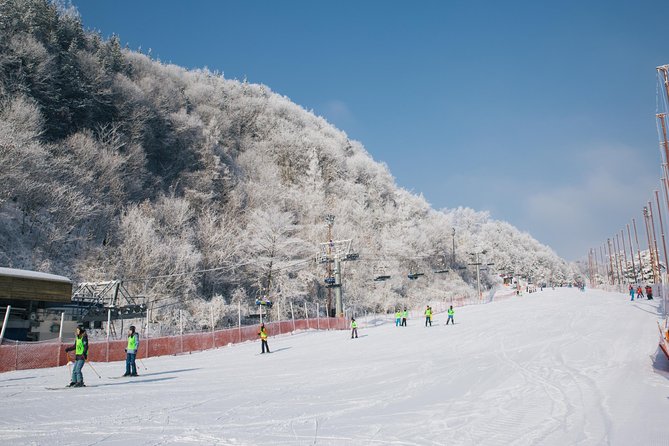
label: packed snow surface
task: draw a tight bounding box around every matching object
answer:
[1,288,668,445]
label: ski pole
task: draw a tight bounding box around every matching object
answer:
[86,360,102,379]
[138,357,147,370]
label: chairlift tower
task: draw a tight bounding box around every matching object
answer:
[468,250,494,300]
[318,215,358,317]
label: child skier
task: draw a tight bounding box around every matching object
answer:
[629,285,635,301]
[636,286,644,300]
[64,325,88,387]
[401,308,408,327]
[446,306,455,325]
[395,310,401,327]
[258,323,270,353]
[424,306,432,327]
[351,318,358,338]
[123,325,140,377]
[646,285,653,300]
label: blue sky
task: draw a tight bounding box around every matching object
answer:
[72,0,669,261]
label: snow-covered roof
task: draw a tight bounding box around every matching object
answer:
[0,267,71,284]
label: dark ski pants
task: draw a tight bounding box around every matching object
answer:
[261,339,270,353]
[351,328,358,338]
[72,359,85,384]
[125,352,137,375]
[425,317,431,327]
[401,318,407,326]
[447,316,454,325]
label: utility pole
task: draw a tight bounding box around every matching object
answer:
[468,250,493,300]
[633,218,644,282]
[325,215,335,315]
[650,201,662,282]
[607,238,615,285]
[643,207,658,283]
[627,224,637,283]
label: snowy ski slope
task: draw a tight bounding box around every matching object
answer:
[1,288,668,445]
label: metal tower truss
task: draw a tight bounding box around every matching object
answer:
[71,280,147,322]
[318,239,355,264]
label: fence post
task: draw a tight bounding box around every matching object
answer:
[57,312,65,366]
[238,301,242,343]
[179,310,183,354]
[210,305,215,349]
[316,303,320,330]
[106,309,111,362]
[146,308,150,359]
[290,301,296,332]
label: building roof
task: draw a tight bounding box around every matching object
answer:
[0,267,71,284]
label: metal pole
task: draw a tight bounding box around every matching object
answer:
[210,305,215,349]
[643,207,657,283]
[627,224,637,283]
[259,303,263,325]
[304,302,308,320]
[179,310,183,353]
[106,309,111,362]
[316,302,320,330]
[334,257,343,317]
[650,201,661,283]
[238,301,241,343]
[614,234,624,285]
[620,230,629,283]
[59,312,65,342]
[476,252,482,300]
[0,305,11,343]
[452,227,456,265]
[607,239,615,286]
[290,301,296,331]
[633,218,644,282]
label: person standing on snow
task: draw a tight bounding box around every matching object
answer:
[401,308,408,327]
[446,306,455,325]
[424,306,432,327]
[636,286,644,300]
[629,285,635,301]
[395,310,401,327]
[65,325,88,387]
[258,323,270,353]
[123,325,140,377]
[351,318,358,338]
[646,285,653,300]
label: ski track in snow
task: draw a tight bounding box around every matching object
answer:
[1,288,669,445]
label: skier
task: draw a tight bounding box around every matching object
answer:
[401,308,408,327]
[351,317,358,338]
[123,325,140,377]
[646,285,653,300]
[64,325,88,387]
[629,285,635,301]
[395,310,401,327]
[636,286,644,300]
[258,323,270,353]
[424,306,432,327]
[446,306,455,325]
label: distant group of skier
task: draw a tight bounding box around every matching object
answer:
[629,284,654,301]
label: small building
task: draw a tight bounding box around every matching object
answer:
[0,267,75,341]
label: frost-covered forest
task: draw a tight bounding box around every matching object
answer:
[0,0,575,325]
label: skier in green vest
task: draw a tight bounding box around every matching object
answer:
[424,306,432,327]
[123,325,140,377]
[395,310,401,327]
[351,317,358,338]
[446,306,455,325]
[258,324,270,353]
[65,325,88,387]
[401,309,408,327]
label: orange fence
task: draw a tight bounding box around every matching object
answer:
[0,317,348,373]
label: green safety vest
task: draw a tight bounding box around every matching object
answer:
[403,311,408,318]
[395,312,401,318]
[127,334,137,350]
[75,337,85,355]
[425,309,432,316]
[448,309,454,316]
[351,321,358,329]
[260,328,268,340]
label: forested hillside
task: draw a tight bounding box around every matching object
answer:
[0,0,575,326]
